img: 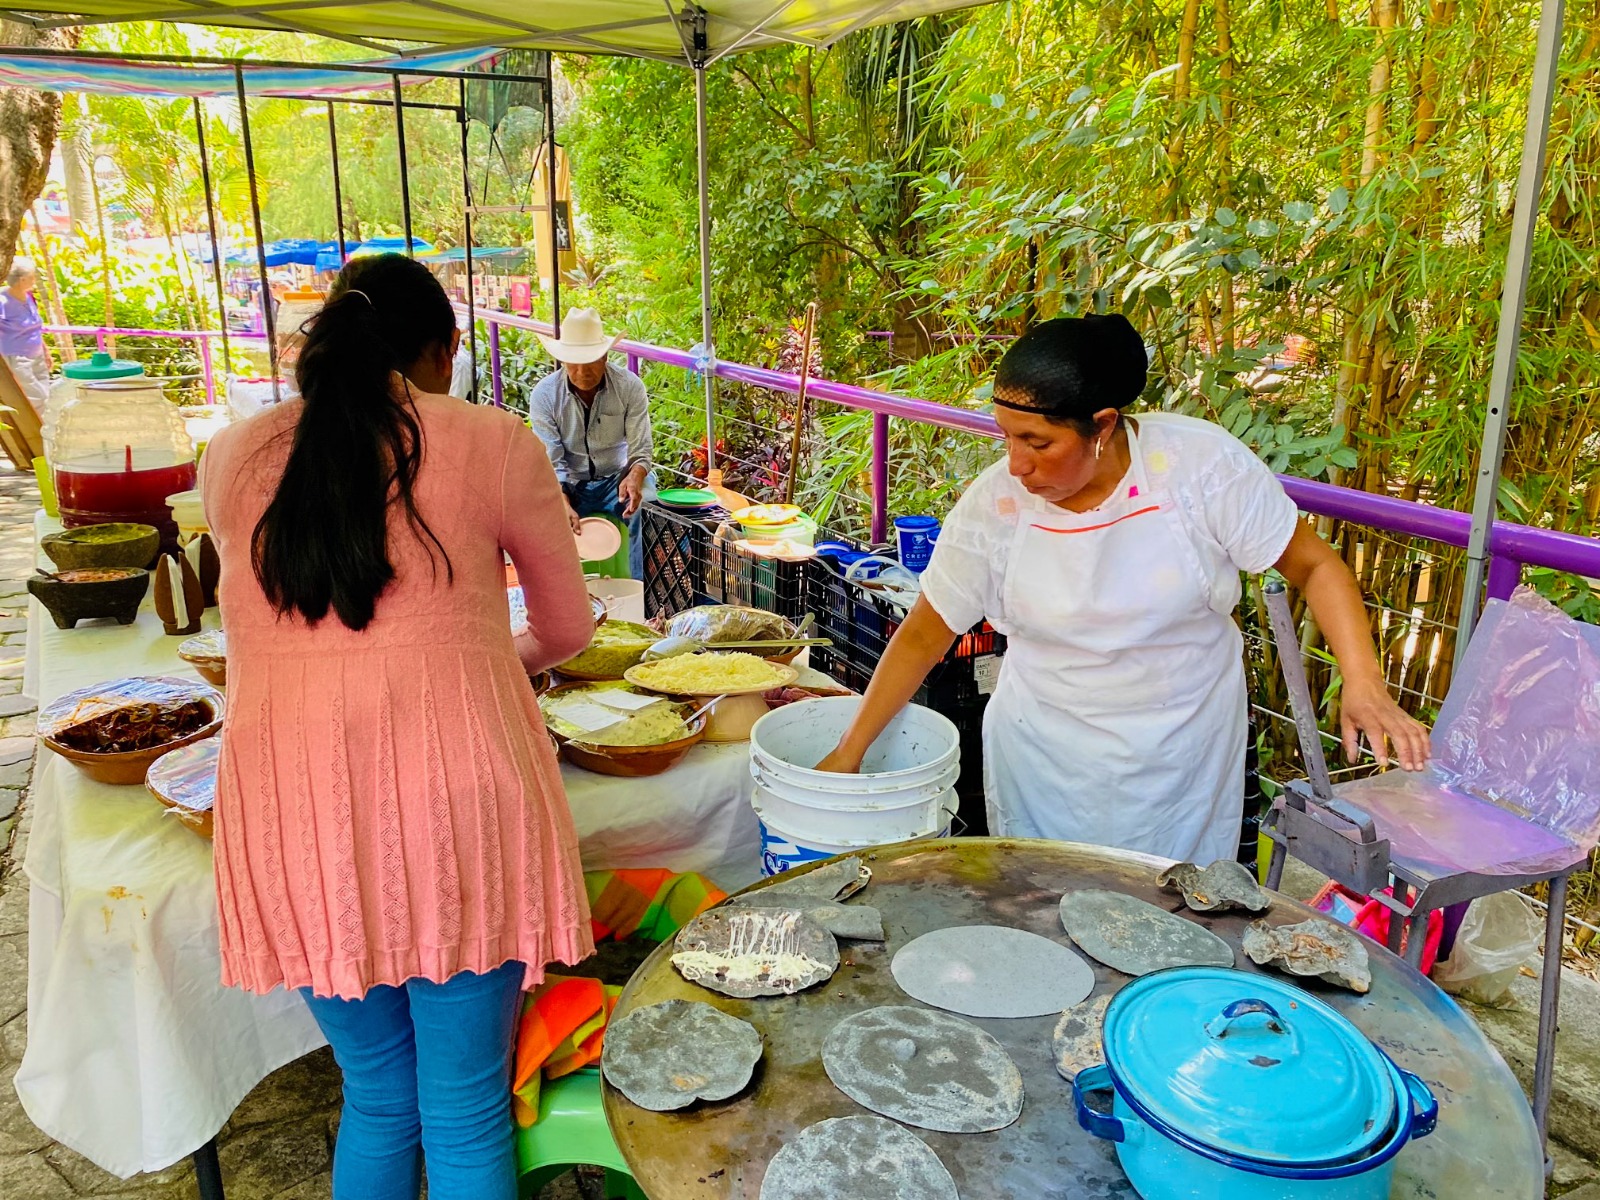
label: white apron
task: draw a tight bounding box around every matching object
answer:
[982,425,1247,864]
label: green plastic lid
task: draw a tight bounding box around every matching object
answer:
[62,351,145,381]
[658,487,718,507]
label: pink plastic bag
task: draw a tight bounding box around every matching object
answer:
[1311,880,1445,974]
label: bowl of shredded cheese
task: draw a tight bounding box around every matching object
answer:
[538,681,708,776]
[625,652,798,697]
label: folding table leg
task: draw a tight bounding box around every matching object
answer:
[194,1138,225,1200]
[1534,873,1567,1172]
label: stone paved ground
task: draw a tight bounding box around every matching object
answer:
[0,467,586,1200]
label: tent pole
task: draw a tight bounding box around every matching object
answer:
[1457,0,1566,660]
[693,42,715,478]
[393,74,414,254]
[458,81,477,402]
[233,65,277,402]
[327,101,348,263]
[544,68,561,335]
[192,96,230,380]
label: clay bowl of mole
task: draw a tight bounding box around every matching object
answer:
[28,568,150,630]
[42,523,160,571]
[41,682,225,786]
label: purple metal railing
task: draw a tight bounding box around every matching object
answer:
[49,316,1600,601]
[469,308,1600,598]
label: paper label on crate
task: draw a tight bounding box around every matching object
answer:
[555,701,628,732]
[974,654,1002,696]
[591,691,666,713]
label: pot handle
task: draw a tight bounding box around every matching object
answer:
[1207,998,1286,1039]
[1072,1064,1127,1144]
[1401,1070,1440,1140]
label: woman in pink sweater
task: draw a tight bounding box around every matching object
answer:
[201,254,596,1200]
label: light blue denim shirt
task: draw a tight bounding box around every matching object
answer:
[526,361,652,487]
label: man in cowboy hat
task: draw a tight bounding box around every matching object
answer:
[528,308,654,579]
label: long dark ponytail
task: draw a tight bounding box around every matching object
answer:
[251,253,454,631]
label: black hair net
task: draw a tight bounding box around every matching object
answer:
[992,314,1149,419]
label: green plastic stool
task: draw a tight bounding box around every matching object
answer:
[516,1068,645,1200]
[580,515,631,581]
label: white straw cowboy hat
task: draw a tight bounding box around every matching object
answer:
[537,308,621,364]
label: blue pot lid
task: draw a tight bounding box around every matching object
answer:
[1101,967,1396,1166]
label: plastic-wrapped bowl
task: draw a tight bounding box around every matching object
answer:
[177,630,227,688]
[145,738,219,838]
[39,676,224,785]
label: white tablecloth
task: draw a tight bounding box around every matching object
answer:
[14,513,769,1177]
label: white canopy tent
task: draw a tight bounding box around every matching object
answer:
[0,0,974,63]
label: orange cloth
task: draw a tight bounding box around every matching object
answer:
[512,975,622,1125]
[512,869,726,1125]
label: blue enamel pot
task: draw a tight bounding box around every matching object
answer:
[1073,967,1438,1200]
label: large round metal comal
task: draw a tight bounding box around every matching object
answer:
[602,838,1543,1200]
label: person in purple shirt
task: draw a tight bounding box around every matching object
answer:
[0,261,50,414]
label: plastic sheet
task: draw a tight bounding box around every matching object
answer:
[1431,589,1600,850]
[1332,589,1600,878]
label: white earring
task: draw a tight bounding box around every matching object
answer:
[1094,438,1103,460]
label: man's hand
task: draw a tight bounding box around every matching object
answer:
[619,466,647,519]
[566,504,583,535]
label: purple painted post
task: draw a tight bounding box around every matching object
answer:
[489,321,505,410]
[871,412,890,546]
[627,352,640,376]
[95,329,108,353]
[1487,554,1522,600]
[199,335,216,406]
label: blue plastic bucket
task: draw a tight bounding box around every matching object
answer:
[759,820,954,878]
[758,800,953,883]
[894,516,940,572]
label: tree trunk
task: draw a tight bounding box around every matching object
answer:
[61,94,94,236]
[27,203,74,362]
[0,23,73,280]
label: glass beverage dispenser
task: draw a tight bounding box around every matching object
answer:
[52,377,197,552]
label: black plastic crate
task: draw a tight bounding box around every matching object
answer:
[803,559,1006,708]
[640,505,807,623]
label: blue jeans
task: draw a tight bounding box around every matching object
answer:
[300,962,524,1200]
[569,472,654,580]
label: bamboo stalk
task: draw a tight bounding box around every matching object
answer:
[1162,0,1204,214]
[783,302,820,506]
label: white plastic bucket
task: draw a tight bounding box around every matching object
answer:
[586,577,645,623]
[748,697,959,798]
[758,810,955,877]
[750,755,959,813]
[749,696,961,877]
[753,784,955,847]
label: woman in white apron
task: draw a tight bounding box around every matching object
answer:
[817,314,1428,864]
